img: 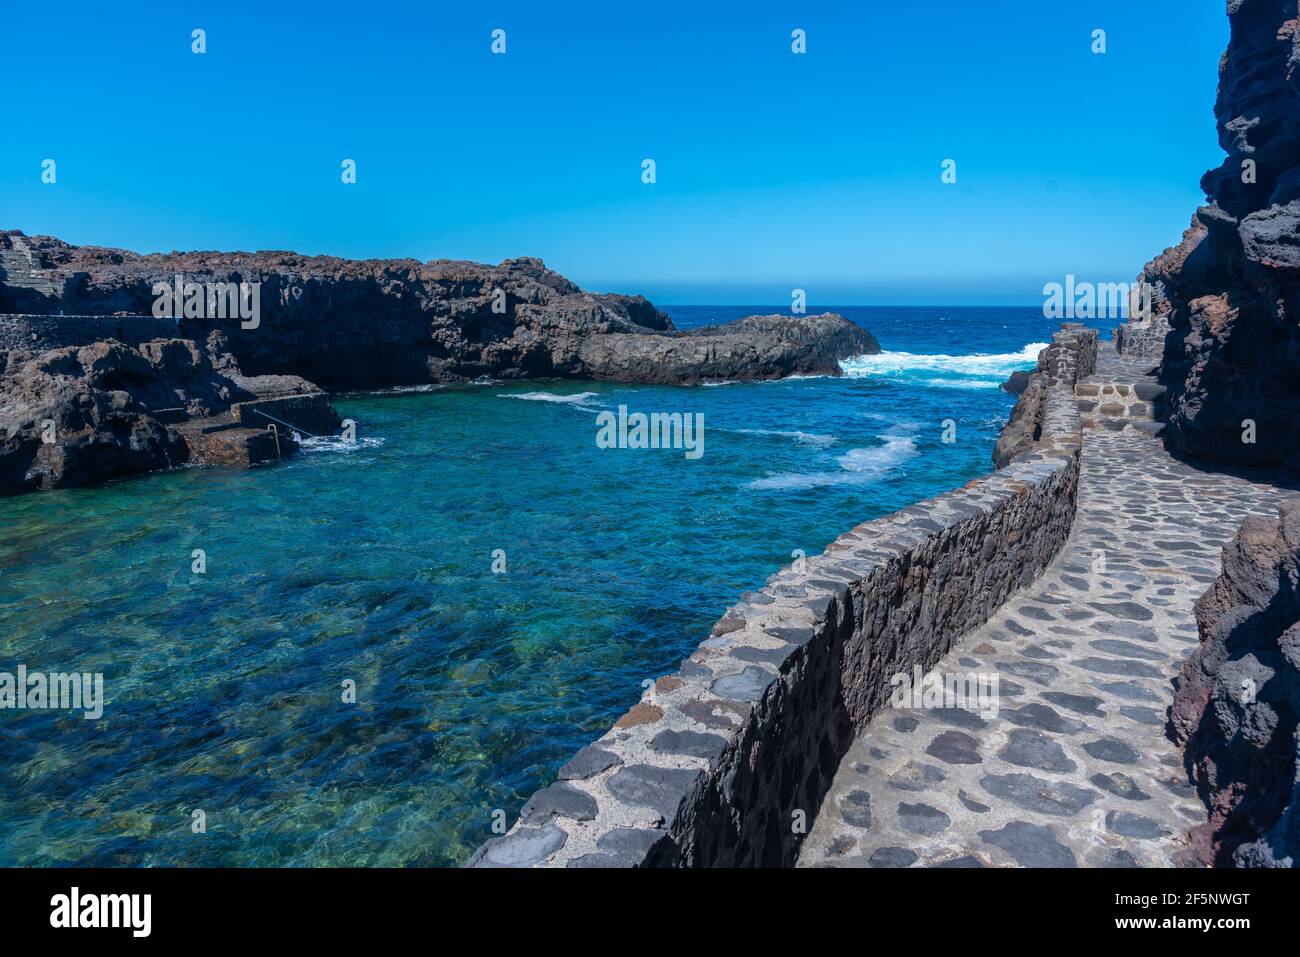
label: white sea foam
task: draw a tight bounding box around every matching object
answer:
[917,377,1001,390]
[298,436,386,454]
[499,391,602,406]
[839,342,1047,382]
[370,383,445,395]
[735,428,837,447]
[748,427,918,490]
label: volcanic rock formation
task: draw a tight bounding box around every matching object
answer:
[1,231,878,390]
[1117,0,1300,470]
[0,332,338,494]
[1,230,879,493]
[1171,497,1300,867]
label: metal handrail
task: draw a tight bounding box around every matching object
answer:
[250,407,318,439]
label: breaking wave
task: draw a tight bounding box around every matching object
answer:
[839,342,1046,387]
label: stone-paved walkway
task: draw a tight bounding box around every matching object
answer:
[798,393,1290,867]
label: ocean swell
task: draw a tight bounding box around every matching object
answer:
[748,426,919,490]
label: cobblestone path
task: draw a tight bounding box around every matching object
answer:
[798,373,1291,867]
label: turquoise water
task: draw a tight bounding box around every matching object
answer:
[0,307,1061,866]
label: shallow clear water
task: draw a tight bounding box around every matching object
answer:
[0,306,1060,866]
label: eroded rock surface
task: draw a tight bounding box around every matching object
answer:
[1,231,878,390]
[1171,498,1300,867]
[994,324,1097,468]
[0,333,336,494]
[1,231,879,492]
[1116,0,1300,470]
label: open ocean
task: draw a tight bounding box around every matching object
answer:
[0,306,1066,865]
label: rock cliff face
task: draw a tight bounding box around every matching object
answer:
[1119,0,1300,470]
[0,231,878,390]
[1,230,880,494]
[1171,498,1300,867]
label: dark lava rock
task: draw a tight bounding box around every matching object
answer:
[0,334,338,495]
[1106,811,1169,840]
[649,729,728,762]
[867,846,917,868]
[606,765,700,821]
[840,790,873,828]
[1171,499,1300,867]
[2,231,880,494]
[1000,369,1032,395]
[999,729,1076,773]
[925,730,982,765]
[469,822,567,868]
[978,821,1077,868]
[897,802,950,836]
[980,772,1097,817]
[1082,738,1141,765]
[0,231,879,391]
[520,783,599,823]
[1115,0,1300,472]
[558,747,622,781]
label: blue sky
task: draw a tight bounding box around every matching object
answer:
[2,1,1228,304]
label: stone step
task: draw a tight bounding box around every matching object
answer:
[172,419,296,466]
[1075,377,1168,434]
[0,247,58,295]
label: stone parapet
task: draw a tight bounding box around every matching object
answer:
[469,325,1090,868]
[1113,314,1171,359]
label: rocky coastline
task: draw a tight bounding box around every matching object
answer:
[0,231,879,495]
[470,0,1300,867]
[470,326,1095,867]
[1115,0,1299,472]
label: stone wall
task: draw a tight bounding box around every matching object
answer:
[1113,313,1171,359]
[229,393,340,438]
[469,326,1095,868]
[0,313,180,353]
[1076,379,1167,436]
[994,325,1099,467]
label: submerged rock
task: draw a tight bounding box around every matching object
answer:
[999,370,1032,395]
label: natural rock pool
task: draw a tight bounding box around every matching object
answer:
[0,306,1060,865]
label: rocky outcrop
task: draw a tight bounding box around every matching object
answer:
[0,332,337,494]
[1,230,880,494]
[1171,498,1300,867]
[993,324,1098,468]
[1117,0,1300,470]
[0,231,878,390]
[999,369,1032,395]
[577,314,879,384]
